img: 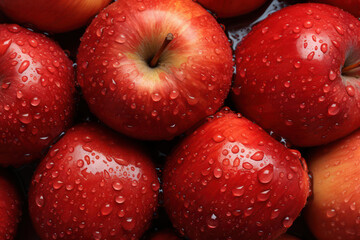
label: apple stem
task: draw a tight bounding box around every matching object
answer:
[342,61,360,74]
[149,33,174,68]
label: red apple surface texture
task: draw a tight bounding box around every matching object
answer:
[306,128,360,240]
[0,24,75,166]
[0,170,22,240]
[232,3,360,147]
[196,0,267,18]
[163,108,310,240]
[314,0,360,18]
[77,0,233,141]
[0,0,112,33]
[28,123,160,240]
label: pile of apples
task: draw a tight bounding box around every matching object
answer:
[0,0,359,239]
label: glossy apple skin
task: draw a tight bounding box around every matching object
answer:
[28,123,160,240]
[77,0,233,141]
[314,0,360,18]
[0,24,75,166]
[0,170,22,240]
[163,108,310,240]
[232,3,360,147]
[0,0,111,33]
[197,0,267,18]
[306,128,360,240]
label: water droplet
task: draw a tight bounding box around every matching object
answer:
[18,60,30,73]
[35,195,45,207]
[257,189,271,202]
[52,179,64,189]
[0,39,12,55]
[206,214,219,229]
[328,103,340,116]
[329,70,337,81]
[169,90,179,100]
[122,218,135,231]
[303,21,313,28]
[115,196,126,204]
[232,186,245,197]
[213,168,222,178]
[112,181,123,191]
[151,92,162,102]
[258,164,274,184]
[101,203,113,216]
[115,34,126,44]
[346,85,355,97]
[282,216,293,228]
[212,134,225,143]
[326,209,336,218]
[321,43,328,53]
[30,97,41,106]
[19,113,32,124]
[250,151,264,161]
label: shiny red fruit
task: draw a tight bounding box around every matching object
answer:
[232,3,360,147]
[313,0,360,18]
[306,128,360,240]
[0,170,22,240]
[163,108,310,240]
[0,0,112,33]
[77,0,233,141]
[0,24,75,166]
[28,123,159,240]
[197,0,267,18]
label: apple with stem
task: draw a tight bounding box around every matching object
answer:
[0,24,75,166]
[0,170,22,240]
[232,3,360,147]
[163,108,310,240]
[0,0,112,33]
[312,0,360,18]
[77,0,233,141]
[29,123,160,240]
[196,0,267,18]
[306,128,360,240]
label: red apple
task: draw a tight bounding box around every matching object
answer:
[0,0,112,33]
[306,128,360,240]
[0,24,75,166]
[313,0,360,18]
[0,170,22,240]
[77,0,233,141]
[196,0,267,18]
[163,108,310,240]
[28,123,160,240]
[232,3,360,147]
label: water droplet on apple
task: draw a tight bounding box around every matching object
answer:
[31,97,41,106]
[232,186,244,197]
[206,213,219,229]
[346,85,355,97]
[328,103,340,116]
[101,203,113,216]
[282,216,293,228]
[258,164,274,184]
[326,208,336,218]
[35,194,45,208]
[122,217,136,231]
[250,151,264,161]
[18,60,30,73]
